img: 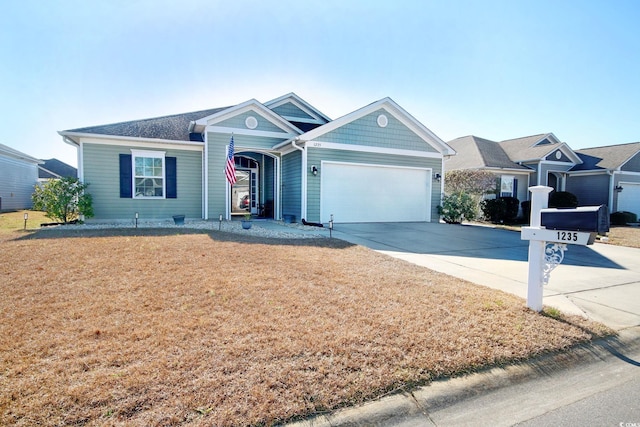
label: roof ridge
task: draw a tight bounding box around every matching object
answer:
[577,141,640,151]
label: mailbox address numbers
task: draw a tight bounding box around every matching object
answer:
[556,231,580,242]
[520,226,596,246]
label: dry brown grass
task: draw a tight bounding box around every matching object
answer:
[603,226,640,248]
[0,228,611,426]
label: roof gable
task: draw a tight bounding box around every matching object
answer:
[446,136,530,171]
[292,97,455,155]
[194,99,302,137]
[573,142,640,171]
[499,133,581,164]
[264,92,331,125]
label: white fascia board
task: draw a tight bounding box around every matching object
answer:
[483,167,533,174]
[303,140,444,159]
[205,126,298,140]
[0,143,42,164]
[293,97,455,156]
[61,133,204,152]
[566,169,609,177]
[264,93,332,122]
[195,99,303,134]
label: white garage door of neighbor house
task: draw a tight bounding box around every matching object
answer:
[618,182,640,217]
[321,162,431,223]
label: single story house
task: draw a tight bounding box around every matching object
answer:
[59,93,455,223]
[568,142,640,217]
[38,158,78,181]
[446,133,640,217]
[446,133,582,204]
[0,143,41,211]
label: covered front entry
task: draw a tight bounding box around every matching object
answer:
[320,162,431,223]
[229,153,278,218]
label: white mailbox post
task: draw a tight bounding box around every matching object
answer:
[521,186,597,311]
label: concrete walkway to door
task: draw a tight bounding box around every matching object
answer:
[330,222,640,330]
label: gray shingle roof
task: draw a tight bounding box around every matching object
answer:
[65,107,230,141]
[498,133,559,162]
[446,136,530,171]
[38,158,77,179]
[573,142,640,171]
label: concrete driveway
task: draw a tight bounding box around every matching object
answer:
[331,222,640,330]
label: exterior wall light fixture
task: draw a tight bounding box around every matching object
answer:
[434,173,442,182]
[311,165,318,176]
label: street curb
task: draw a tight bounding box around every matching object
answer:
[283,326,640,427]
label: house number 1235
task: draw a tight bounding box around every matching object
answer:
[557,231,579,242]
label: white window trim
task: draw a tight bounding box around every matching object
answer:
[500,175,515,197]
[131,149,166,199]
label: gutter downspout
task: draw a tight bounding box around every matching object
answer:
[62,136,83,181]
[203,132,209,220]
[608,170,615,213]
[291,138,307,220]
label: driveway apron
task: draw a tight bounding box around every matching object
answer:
[331,222,640,330]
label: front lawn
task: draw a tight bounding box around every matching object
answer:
[0,228,610,426]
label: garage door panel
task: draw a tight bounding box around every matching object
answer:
[321,162,431,223]
[618,182,640,217]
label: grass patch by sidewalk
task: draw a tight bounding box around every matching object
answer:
[0,228,611,426]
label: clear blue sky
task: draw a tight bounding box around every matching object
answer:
[1,0,639,167]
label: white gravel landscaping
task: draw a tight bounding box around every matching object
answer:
[46,219,328,239]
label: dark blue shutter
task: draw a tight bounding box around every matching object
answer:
[166,157,177,199]
[119,154,132,198]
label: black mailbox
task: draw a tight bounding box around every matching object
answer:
[541,205,609,234]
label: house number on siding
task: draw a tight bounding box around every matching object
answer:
[313,142,322,147]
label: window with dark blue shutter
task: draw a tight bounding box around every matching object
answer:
[119,154,132,198]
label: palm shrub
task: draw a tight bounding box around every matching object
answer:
[32,177,94,224]
[437,191,477,224]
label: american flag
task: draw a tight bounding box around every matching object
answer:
[225,136,236,185]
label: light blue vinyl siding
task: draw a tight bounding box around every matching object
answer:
[83,143,202,220]
[270,102,314,120]
[207,132,286,218]
[0,156,38,210]
[622,152,640,171]
[566,174,610,206]
[306,148,442,223]
[281,150,302,220]
[317,110,437,153]
[214,111,285,133]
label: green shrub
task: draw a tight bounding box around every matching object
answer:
[610,211,638,225]
[437,192,476,224]
[549,191,578,208]
[480,197,520,223]
[32,177,94,224]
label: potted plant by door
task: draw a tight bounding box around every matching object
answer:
[241,213,252,230]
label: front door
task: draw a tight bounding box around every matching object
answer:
[231,168,258,215]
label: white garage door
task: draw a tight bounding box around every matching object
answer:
[321,162,431,223]
[618,182,640,216]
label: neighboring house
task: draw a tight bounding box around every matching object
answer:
[38,158,78,181]
[59,93,455,223]
[0,143,41,211]
[447,133,640,217]
[446,133,581,205]
[568,142,640,217]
